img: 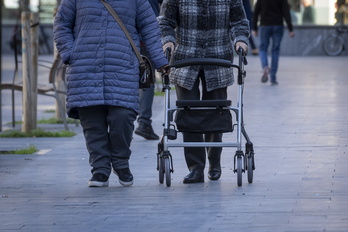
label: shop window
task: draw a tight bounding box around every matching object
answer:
[2,0,56,24]
[251,0,345,25]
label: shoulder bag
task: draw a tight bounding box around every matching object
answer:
[100,0,154,89]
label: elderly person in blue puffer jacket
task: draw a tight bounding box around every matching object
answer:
[53,0,168,187]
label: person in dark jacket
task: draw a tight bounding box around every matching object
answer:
[53,0,169,187]
[301,0,315,25]
[252,0,295,85]
[134,0,163,140]
[158,0,249,183]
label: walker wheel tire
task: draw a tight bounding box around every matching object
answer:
[237,156,243,187]
[158,156,164,184]
[247,153,253,184]
[164,157,171,187]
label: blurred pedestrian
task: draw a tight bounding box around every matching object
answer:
[135,0,163,140]
[243,0,259,55]
[54,0,168,187]
[338,0,348,24]
[252,0,295,85]
[288,0,300,24]
[301,0,315,25]
[335,0,346,24]
[158,0,249,183]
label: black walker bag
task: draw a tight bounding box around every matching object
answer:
[175,100,233,133]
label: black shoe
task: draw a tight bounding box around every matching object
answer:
[134,122,159,140]
[208,168,221,181]
[183,170,204,184]
[88,173,109,187]
[113,168,133,186]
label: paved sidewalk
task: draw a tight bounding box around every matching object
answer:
[1,55,348,232]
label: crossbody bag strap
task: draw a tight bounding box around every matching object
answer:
[100,0,144,66]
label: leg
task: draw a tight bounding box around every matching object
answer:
[108,106,137,186]
[259,26,271,83]
[78,105,111,187]
[108,106,137,170]
[176,79,206,173]
[138,86,154,125]
[259,26,271,69]
[135,84,159,140]
[205,133,223,180]
[270,26,284,84]
[176,72,205,183]
[202,77,227,180]
[135,47,159,140]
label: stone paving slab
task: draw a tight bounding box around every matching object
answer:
[1,55,348,232]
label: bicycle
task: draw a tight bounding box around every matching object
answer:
[322,25,348,56]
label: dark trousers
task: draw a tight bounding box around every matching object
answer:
[138,84,155,125]
[138,47,155,125]
[175,70,227,172]
[78,105,137,176]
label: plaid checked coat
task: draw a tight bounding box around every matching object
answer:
[158,0,250,91]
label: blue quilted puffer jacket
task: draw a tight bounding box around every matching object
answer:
[53,0,168,119]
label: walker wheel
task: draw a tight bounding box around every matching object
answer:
[164,157,171,187]
[237,156,243,187]
[158,155,164,184]
[246,152,254,184]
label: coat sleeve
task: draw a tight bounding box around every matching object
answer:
[53,0,76,65]
[230,0,250,45]
[282,0,294,32]
[157,0,178,45]
[136,0,168,69]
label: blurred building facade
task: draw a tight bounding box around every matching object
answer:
[1,0,347,56]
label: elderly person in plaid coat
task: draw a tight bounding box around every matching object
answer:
[158,0,250,183]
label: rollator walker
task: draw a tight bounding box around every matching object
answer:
[157,48,255,187]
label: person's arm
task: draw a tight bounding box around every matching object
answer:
[230,0,250,51]
[158,0,178,54]
[53,0,76,65]
[282,0,294,37]
[137,0,168,69]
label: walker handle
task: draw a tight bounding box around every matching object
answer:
[163,47,172,86]
[165,47,171,60]
[170,58,235,68]
[237,47,247,85]
[169,52,247,85]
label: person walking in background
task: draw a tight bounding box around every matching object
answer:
[53,0,168,187]
[338,0,348,24]
[335,0,346,24]
[243,0,259,55]
[252,0,295,85]
[301,0,315,25]
[158,0,249,183]
[134,0,162,141]
[288,0,300,25]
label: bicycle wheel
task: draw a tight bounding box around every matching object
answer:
[323,36,344,56]
[237,156,243,187]
[164,157,171,187]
